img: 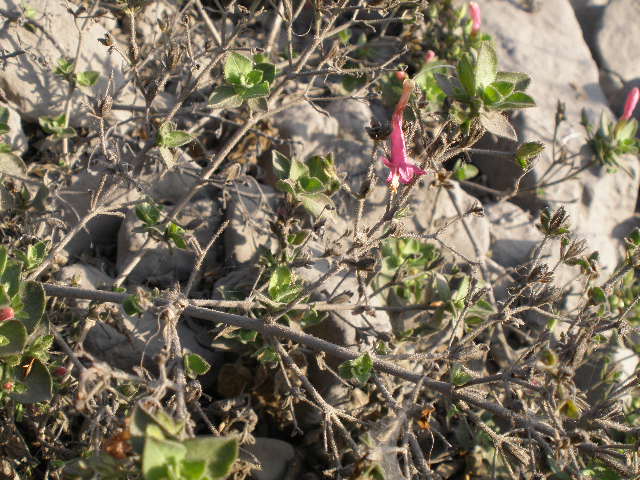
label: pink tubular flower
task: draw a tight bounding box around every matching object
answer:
[395,71,408,81]
[382,79,426,192]
[469,2,481,36]
[424,50,436,63]
[0,306,14,322]
[621,87,639,121]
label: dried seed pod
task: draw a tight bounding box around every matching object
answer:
[98,32,114,47]
[96,94,113,117]
[366,119,392,141]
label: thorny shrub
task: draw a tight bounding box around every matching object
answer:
[1,1,640,479]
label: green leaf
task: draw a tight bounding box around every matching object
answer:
[342,74,367,92]
[208,86,244,108]
[499,91,536,109]
[18,281,45,333]
[233,329,257,344]
[491,81,515,97]
[54,58,74,76]
[23,4,37,19]
[224,52,254,85]
[255,345,279,364]
[559,399,581,419]
[0,123,9,136]
[338,353,373,384]
[590,286,607,304]
[247,97,269,112]
[18,241,48,270]
[0,247,7,277]
[157,124,194,148]
[181,459,207,479]
[289,159,309,181]
[39,114,75,139]
[268,266,293,301]
[495,71,531,91]
[306,155,340,194]
[434,73,460,98]
[245,69,263,85]
[275,178,297,194]
[479,111,517,140]
[453,160,479,181]
[272,151,291,180]
[300,309,325,328]
[165,222,187,249]
[26,334,53,361]
[287,230,310,246]
[1,260,22,297]
[299,176,325,193]
[450,363,473,386]
[255,62,276,85]
[300,193,334,218]
[56,127,77,139]
[184,353,211,378]
[242,81,270,99]
[183,436,238,479]
[143,435,187,480]
[0,107,8,125]
[75,70,100,87]
[475,42,498,88]
[0,320,27,357]
[456,55,476,96]
[515,141,544,169]
[452,275,471,303]
[123,294,144,316]
[10,358,52,403]
[135,202,162,226]
[337,28,352,45]
[482,85,501,105]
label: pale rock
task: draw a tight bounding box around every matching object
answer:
[59,263,113,290]
[0,0,140,124]
[485,201,542,268]
[569,0,609,50]
[473,0,639,277]
[58,263,114,308]
[362,181,491,263]
[116,197,221,286]
[297,225,392,423]
[595,0,640,114]
[224,181,279,266]
[58,159,207,258]
[271,102,338,160]
[58,166,143,255]
[0,102,27,154]
[83,309,218,375]
[325,98,374,146]
[244,438,296,480]
[121,0,175,41]
[58,262,219,374]
[596,0,640,84]
[575,339,639,405]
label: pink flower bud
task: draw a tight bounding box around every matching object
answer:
[469,2,481,36]
[53,366,68,377]
[2,381,14,392]
[424,50,436,63]
[622,87,639,121]
[395,71,408,81]
[0,307,14,322]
